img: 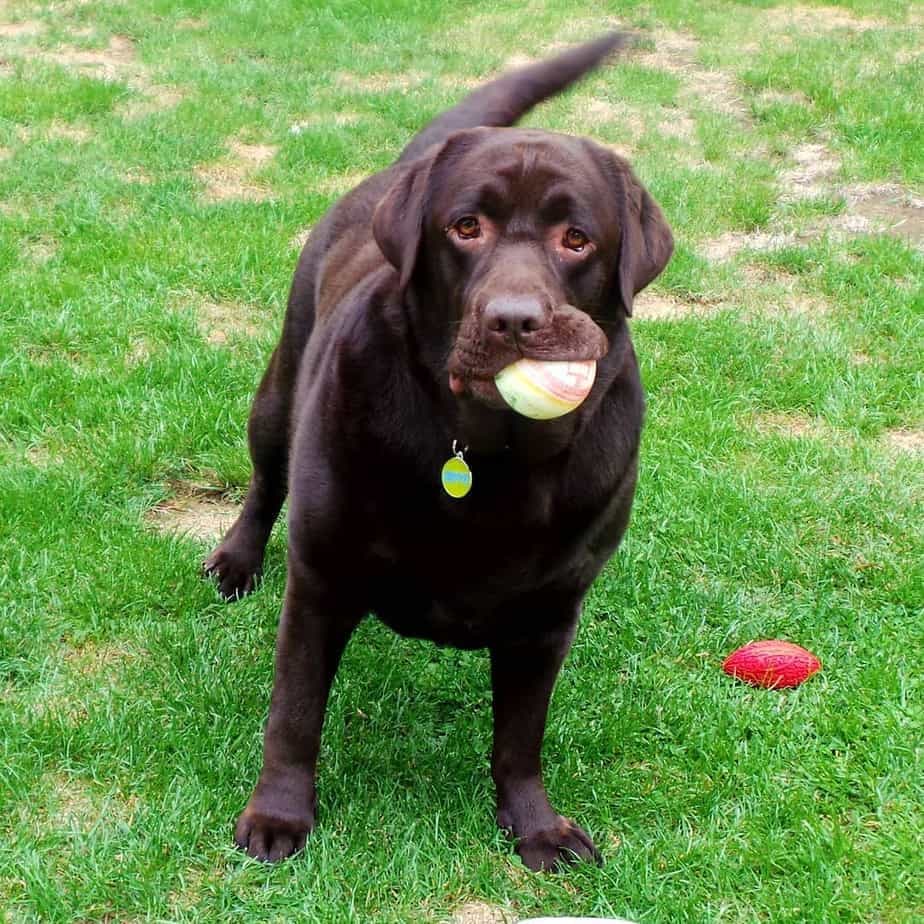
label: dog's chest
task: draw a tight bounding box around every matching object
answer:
[366,477,605,647]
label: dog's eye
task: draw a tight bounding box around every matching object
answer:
[453,216,481,239]
[563,228,589,252]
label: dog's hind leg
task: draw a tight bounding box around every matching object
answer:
[204,259,317,599]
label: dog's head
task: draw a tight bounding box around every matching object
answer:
[373,127,672,412]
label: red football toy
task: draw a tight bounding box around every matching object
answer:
[722,640,821,689]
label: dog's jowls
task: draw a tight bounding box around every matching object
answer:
[205,32,673,871]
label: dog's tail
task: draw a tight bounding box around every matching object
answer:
[397,32,633,163]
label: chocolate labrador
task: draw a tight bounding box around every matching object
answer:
[205,32,673,871]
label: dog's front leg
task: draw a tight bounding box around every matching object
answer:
[490,621,602,872]
[234,564,362,862]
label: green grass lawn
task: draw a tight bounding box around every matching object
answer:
[1,1,922,921]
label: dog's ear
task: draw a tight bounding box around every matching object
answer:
[372,153,437,295]
[596,150,673,317]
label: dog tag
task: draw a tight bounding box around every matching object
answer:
[441,445,472,498]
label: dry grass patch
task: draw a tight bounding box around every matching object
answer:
[62,639,140,678]
[289,111,363,134]
[0,19,44,38]
[569,96,646,150]
[119,83,186,119]
[451,900,511,924]
[195,139,277,203]
[882,428,924,456]
[844,184,924,248]
[701,229,802,262]
[758,88,812,106]
[39,771,139,835]
[752,411,843,442]
[780,142,841,200]
[46,120,92,142]
[290,225,313,251]
[634,30,747,119]
[38,33,137,82]
[22,234,58,264]
[126,336,153,365]
[335,70,424,93]
[146,481,240,543]
[7,32,186,117]
[314,170,367,197]
[704,145,924,262]
[25,443,57,468]
[183,297,261,344]
[633,291,720,321]
[763,5,889,33]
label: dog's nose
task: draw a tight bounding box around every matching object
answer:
[482,296,549,341]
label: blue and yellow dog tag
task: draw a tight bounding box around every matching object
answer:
[441,444,472,498]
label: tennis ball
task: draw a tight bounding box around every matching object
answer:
[494,359,596,420]
[722,640,821,689]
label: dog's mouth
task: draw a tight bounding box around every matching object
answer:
[446,306,609,409]
[448,371,505,407]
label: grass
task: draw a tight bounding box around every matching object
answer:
[1,0,922,921]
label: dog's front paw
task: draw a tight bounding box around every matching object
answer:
[515,816,602,872]
[234,798,314,863]
[203,533,262,600]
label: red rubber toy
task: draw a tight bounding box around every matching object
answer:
[723,640,821,689]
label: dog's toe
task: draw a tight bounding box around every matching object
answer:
[515,817,602,872]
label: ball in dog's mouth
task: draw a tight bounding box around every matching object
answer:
[493,358,596,419]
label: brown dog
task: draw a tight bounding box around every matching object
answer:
[206,33,672,871]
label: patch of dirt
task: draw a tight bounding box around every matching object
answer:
[46,121,92,142]
[701,229,800,262]
[883,428,924,455]
[0,19,44,37]
[763,5,889,32]
[145,481,240,542]
[121,166,152,185]
[705,154,924,262]
[181,297,261,344]
[780,142,841,200]
[119,83,185,119]
[39,33,136,81]
[289,111,362,134]
[753,411,836,440]
[176,17,207,30]
[844,184,924,248]
[451,901,511,924]
[600,139,635,160]
[658,110,697,142]
[576,98,647,147]
[25,444,56,467]
[633,30,747,119]
[126,337,152,365]
[63,640,139,677]
[290,226,313,251]
[757,88,812,107]
[43,771,138,833]
[195,139,277,203]
[228,140,276,166]
[315,170,367,196]
[8,33,184,117]
[0,146,11,161]
[632,291,719,320]
[335,70,424,93]
[22,234,58,264]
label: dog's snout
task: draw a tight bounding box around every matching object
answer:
[482,296,550,341]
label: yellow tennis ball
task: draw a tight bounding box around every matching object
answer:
[494,359,597,420]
